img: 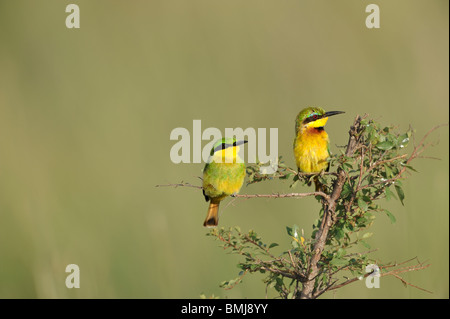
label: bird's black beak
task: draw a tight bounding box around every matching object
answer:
[323,111,345,118]
[233,140,248,146]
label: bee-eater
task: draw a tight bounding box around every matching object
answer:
[293,107,344,176]
[202,137,247,227]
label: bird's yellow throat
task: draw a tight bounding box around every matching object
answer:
[306,117,329,129]
[212,146,242,163]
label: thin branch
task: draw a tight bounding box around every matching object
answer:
[357,124,447,192]
[155,182,202,190]
[379,256,423,269]
[323,260,432,294]
[313,279,339,299]
[156,181,329,200]
[232,192,329,200]
[391,274,433,294]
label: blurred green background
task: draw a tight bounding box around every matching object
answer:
[0,0,448,299]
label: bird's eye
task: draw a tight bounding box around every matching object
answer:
[311,113,318,119]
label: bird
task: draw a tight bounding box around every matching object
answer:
[293,107,344,187]
[202,137,247,227]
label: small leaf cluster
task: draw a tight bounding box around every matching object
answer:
[208,226,312,298]
[246,156,296,185]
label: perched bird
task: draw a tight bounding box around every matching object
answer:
[293,107,344,185]
[202,137,247,227]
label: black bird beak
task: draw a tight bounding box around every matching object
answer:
[323,111,345,118]
[233,140,248,146]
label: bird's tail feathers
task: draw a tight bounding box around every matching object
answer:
[203,200,220,227]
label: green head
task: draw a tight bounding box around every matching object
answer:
[295,107,344,132]
[210,137,248,156]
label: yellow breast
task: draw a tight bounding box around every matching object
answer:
[294,127,330,173]
[203,145,246,200]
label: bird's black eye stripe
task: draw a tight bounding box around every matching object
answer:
[214,143,233,153]
[303,113,322,124]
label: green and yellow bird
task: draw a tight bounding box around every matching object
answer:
[202,137,247,227]
[293,107,344,177]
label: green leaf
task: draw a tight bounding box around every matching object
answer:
[334,228,345,241]
[269,243,279,249]
[360,240,371,249]
[385,186,397,201]
[343,162,353,171]
[376,141,394,150]
[336,248,346,258]
[358,197,369,211]
[330,258,348,267]
[286,226,293,237]
[383,209,396,224]
[341,182,352,198]
[402,164,418,172]
[384,164,393,178]
[284,172,295,179]
[395,185,405,205]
